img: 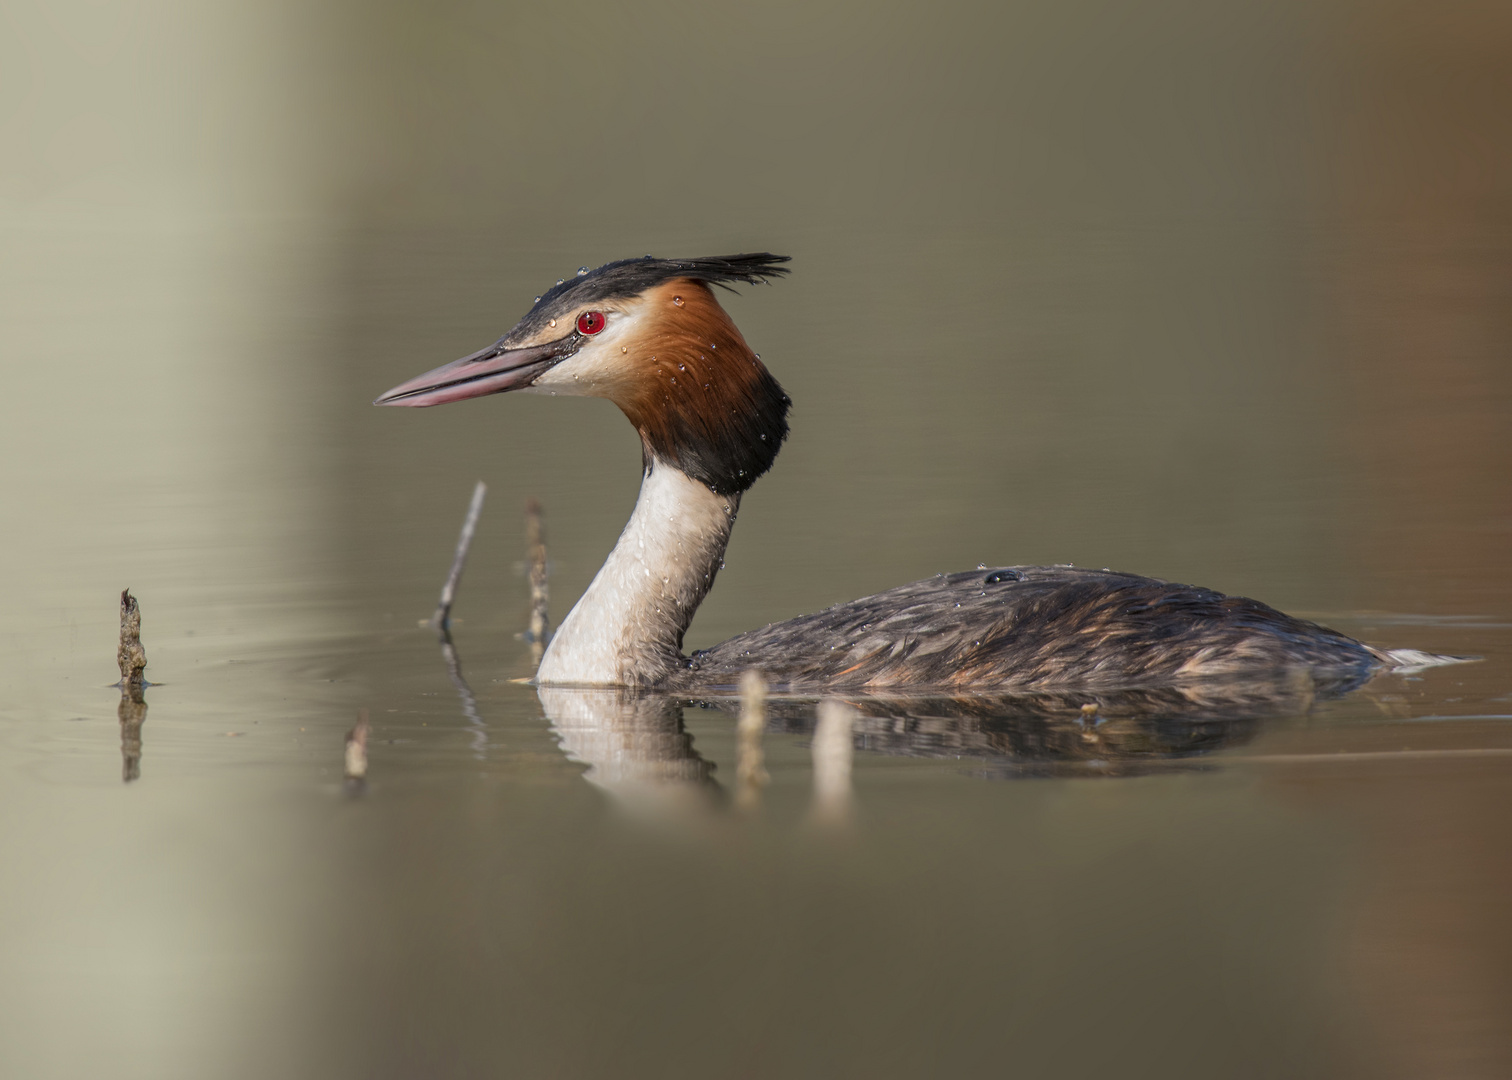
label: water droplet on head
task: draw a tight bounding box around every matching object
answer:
[710,343,716,349]
[548,318,557,328]
[577,267,589,276]
[556,279,564,286]
[672,296,684,307]
[534,296,541,304]
[621,346,627,353]
[678,364,685,371]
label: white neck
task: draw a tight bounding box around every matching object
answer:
[535,462,739,686]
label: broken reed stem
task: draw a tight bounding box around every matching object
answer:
[118,589,147,692]
[434,480,487,636]
[526,498,550,667]
[735,669,769,810]
[118,589,149,783]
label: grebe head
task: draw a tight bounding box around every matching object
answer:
[375,253,792,494]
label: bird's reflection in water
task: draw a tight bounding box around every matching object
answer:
[744,681,1298,781]
[535,666,1375,803]
[536,687,720,814]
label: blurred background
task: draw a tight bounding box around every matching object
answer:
[1,1,1509,1077]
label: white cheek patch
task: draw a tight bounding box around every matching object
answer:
[526,308,649,397]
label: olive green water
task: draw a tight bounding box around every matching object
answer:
[3,2,1511,1077]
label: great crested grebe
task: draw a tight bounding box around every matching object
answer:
[376,253,1453,691]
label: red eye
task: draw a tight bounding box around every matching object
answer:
[577,311,606,335]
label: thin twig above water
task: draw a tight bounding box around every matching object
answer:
[433,480,487,636]
[525,498,550,669]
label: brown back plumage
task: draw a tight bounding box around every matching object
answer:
[675,566,1381,692]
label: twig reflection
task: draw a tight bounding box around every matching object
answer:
[344,709,370,796]
[118,684,146,783]
[735,669,769,811]
[809,699,856,825]
[439,630,488,760]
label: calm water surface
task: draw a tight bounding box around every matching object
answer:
[3,2,1512,1077]
[2,221,1508,1080]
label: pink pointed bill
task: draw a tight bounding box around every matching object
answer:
[373,338,575,407]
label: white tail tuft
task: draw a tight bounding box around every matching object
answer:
[1374,648,1479,673]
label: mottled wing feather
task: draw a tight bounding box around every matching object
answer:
[677,567,1377,691]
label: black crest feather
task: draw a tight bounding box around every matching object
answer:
[505,254,790,345]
